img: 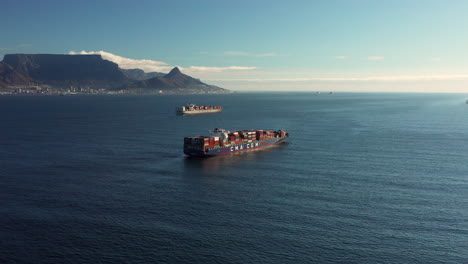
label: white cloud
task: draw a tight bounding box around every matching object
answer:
[335,56,348,59]
[69,50,257,74]
[224,51,279,57]
[368,56,384,60]
[69,50,171,72]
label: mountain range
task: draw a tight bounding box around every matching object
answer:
[0,54,230,94]
[120,68,165,80]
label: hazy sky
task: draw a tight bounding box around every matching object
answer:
[2,0,468,92]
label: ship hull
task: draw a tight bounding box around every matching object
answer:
[177,109,222,115]
[184,136,287,157]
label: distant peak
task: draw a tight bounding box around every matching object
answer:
[166,67,183,77]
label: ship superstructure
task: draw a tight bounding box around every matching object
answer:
[184,128,288,157]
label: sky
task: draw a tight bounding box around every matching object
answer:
[2,0,468,92]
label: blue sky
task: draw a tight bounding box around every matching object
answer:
[2,0,468,92]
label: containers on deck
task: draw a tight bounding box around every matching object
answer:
[183,128,289,157]
[176,104,222,115]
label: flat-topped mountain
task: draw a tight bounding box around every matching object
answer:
[0,54,230,94]
[3,54,127,85]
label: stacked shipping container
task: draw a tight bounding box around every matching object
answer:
[183,128,289,156]
[185,129,286,151]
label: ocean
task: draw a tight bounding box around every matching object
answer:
[1,92,467,263]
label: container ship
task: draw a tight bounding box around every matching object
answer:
[176,104,222,115]
[184,128,289,157]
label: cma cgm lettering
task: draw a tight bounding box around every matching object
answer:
[231,142,259,151]
[184,128,289,157]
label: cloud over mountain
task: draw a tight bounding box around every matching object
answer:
[69,50,171,72]
[69,50,257,74]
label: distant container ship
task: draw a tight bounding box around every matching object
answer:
[184,128,289,157]
[176,104,222,115]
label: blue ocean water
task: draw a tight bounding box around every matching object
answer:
[1,93,467,263]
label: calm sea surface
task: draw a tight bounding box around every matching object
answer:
[1,93,467,263]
